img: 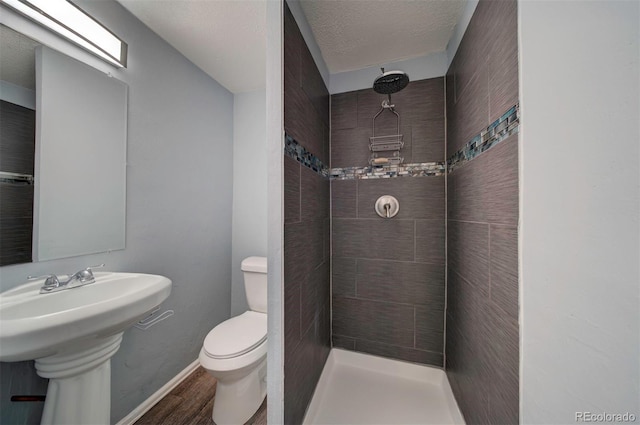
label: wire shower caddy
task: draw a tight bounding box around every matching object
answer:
[369,98,404,165]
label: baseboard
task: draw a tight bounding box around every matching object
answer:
[115,358,201,425]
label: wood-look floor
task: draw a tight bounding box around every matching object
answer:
[135,367,267,425]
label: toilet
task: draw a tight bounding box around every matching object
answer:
[199,256,267,425]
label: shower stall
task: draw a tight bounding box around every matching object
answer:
[282,0,519,423]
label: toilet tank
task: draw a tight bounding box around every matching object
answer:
[241,256,267,314]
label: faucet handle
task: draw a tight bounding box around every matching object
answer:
[28,274,61,289]
[28,273,59,283]
[28,273,54,280]
[83,264,104,278]
[87,264,105,271]
[69,264,104,285]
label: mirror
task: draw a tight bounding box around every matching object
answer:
[0,24,127,266]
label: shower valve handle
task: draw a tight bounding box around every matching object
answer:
[375,195,399,219]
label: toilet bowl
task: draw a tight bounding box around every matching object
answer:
[199,256,267,425]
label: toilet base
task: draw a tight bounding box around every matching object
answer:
[211,358,267,425]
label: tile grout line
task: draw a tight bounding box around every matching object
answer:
[329,97,333,349]
[330,334,444,357]
[414,220,417,263]
[442,84,448,368]
[488,224,492,302]
[413,305,417,349]
[355,178,359,218]
[354,258,358,298]
[334,293,446,309]
[298,161,302,222]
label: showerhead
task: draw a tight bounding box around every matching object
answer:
[373,69,410,95]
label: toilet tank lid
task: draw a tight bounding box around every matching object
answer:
[241,256,267,273]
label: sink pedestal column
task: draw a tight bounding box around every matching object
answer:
[34,333,124,425]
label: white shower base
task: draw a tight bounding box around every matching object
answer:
[303,348,465,425]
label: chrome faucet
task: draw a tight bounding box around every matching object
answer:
[28,274,62,292]
[30,264,105,294]
[64,264,104,289]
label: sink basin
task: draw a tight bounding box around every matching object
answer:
[0,272,171,362]
[0,272,172,424]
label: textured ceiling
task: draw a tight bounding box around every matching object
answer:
[33,1,466,93]
[299,0,465,73]
[0,24,38,90]
[117,0,266,94]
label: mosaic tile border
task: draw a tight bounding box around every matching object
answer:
[285,104,518,180]
[447,104,519,173]
[330,162,446,180]
[284,134,329,178]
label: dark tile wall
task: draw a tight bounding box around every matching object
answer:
[445,1,519,423]
[0,100,35,266]
[283,3,330,424]
[331,78,446,367]
[331,78,445,168]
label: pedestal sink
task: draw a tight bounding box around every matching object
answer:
[0,272,172,425]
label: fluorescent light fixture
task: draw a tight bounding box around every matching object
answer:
[1,0,127,67]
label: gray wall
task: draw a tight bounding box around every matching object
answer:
[520,1,639,422]
[0,1,234,423]
[330,79,446,367]
[231,90,267,316]
[445,0,519,423]
[265,0,284,422]
[283,3,331,423]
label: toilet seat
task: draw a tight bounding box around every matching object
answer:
[203,311,267,359]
